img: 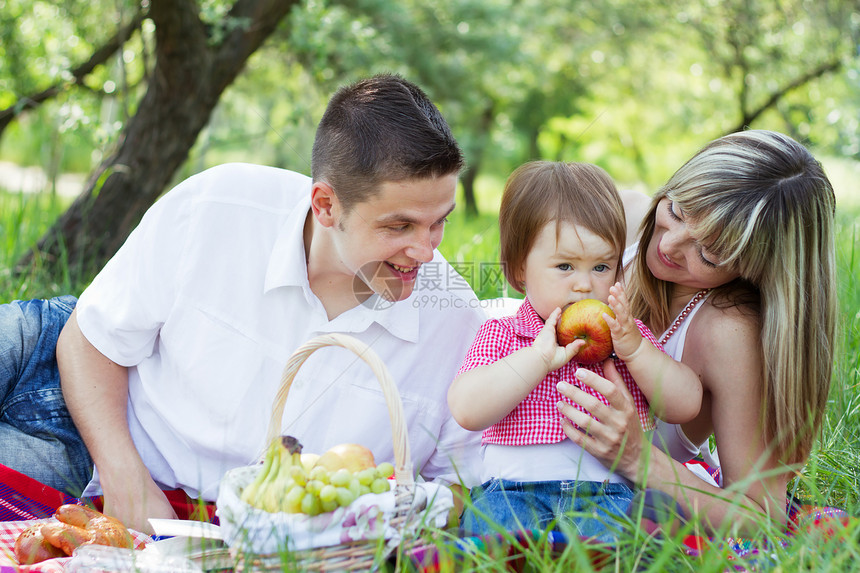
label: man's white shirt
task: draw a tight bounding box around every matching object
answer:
[76,163,485,500]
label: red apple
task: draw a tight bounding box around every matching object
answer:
[556,299,615,364]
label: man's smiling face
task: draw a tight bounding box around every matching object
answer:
[332,174,458,303]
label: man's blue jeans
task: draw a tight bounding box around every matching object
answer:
[462,478,634,542]
[0,296,92,495]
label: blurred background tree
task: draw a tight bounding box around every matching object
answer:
[1,0,858,284]
[1,0,296,279]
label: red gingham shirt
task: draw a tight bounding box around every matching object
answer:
[457,298,658,446]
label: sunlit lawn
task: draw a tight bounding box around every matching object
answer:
[2,182,859,570]
[0,191,81,300]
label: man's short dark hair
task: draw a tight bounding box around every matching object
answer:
[311,74,464,210]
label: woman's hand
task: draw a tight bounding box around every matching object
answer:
[556,359,645,481]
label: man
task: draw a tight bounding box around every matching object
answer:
[7,74,483,533]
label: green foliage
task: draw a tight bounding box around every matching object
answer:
[4,0,858,201]
[0,0,148,173]
[257,0,860,194]
[200,0,250,46]
[438,210,508,300]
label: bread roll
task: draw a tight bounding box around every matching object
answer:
[14,504,134,565]
[13,523,66,565]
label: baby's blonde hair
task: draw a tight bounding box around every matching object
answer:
[499,161,625,293]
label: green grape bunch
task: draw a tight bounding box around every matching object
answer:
[240,436,397,516]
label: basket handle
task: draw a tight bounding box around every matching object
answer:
[265,333,414,487]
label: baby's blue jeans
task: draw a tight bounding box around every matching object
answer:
[0,296,92,495]
[462,478,634,543]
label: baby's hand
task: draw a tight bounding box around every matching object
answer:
[605,282,645,362]
[534,307,585,372]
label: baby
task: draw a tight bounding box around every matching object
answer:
[448,161,702,539]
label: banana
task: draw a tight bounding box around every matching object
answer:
[252,443,283,511]
[240,437,280,506]
[272,437,304,512]
[279,435,304,467]
[253,435,304,513]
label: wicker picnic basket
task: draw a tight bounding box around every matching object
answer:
[218,333,449,572]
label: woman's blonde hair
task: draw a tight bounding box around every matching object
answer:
[499,161,625,293]
[628,130,837,465]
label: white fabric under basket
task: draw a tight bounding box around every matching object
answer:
[217,465,452,554]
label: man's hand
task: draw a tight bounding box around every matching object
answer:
[100,468,178,535]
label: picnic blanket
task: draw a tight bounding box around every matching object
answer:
[0,466,77,522]
[0,463,217,523]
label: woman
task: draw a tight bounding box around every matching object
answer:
[555,130,837,533]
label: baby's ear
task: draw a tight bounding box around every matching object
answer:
[514,262,527,292]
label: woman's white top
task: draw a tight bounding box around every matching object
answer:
[655,293,722,486]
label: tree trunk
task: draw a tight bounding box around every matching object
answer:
[460,166,479,218]
[16,0,297,282]
[459,102,496,219]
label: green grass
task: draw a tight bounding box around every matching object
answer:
[0,191,81,300]
[3,189,860,571]
[438,209,520,301]
[803,209,860,509]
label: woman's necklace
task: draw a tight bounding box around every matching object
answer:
[659,289,711,345]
